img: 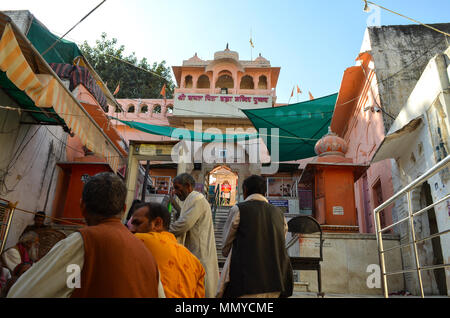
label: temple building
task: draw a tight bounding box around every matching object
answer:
[109,46,304,213]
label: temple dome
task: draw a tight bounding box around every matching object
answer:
[214,43,239,61]
[314,128,348,157]
[254,53,269,65]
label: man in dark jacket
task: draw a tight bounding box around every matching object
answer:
[219,175,293,298]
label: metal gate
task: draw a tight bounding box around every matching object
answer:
[374,155,450,297]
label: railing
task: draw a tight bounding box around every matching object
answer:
[374,155,450,298]
[212,185,221,222]
[0,198,16,255]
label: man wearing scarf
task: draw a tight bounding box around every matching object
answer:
[1,231,39,274]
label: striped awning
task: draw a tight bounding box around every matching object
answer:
[0,23,124,172]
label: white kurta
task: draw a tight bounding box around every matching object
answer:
[7,232,166,298]
[170,191,219,298]
[1,247,22,273]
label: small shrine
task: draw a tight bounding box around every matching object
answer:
[299,129,369,233]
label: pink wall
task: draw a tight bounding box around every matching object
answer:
[340,56,394,233]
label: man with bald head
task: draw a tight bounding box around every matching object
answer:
[169,173,219,298]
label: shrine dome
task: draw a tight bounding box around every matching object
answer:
[314,128,348,157]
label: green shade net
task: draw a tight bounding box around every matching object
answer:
[241,93,338,161]
[112,117,258,142]
[27,18,83,64]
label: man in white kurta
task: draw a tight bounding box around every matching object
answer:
[170,174,219,298]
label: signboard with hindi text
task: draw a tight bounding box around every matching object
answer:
[173,93,273,118]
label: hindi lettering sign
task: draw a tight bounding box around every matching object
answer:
[137,144,173,156]
[269,199,289,213]
[174,93,272,117]
[333,206,344,216]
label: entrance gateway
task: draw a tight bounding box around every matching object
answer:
[123,140,178,222]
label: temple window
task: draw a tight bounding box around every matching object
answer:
[153,104,162,114]
[127,105,135,113]
[166,105,174,114]
[185,75,193,88]
[240,75,254,89]
[197,75,211,89]
[140,105,149,113]
[258,75,268,89]
[114,106,123,113]
[216,71,234,89]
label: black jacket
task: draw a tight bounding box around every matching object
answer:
[226,200,293,298]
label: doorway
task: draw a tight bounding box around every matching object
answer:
[207,166,238,207]
[419,182,447,295]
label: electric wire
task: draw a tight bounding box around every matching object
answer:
[12,206,86,227]
[364,1,450,38]
[41,0,108,57]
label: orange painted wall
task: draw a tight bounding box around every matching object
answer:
[314,167,358,227]
[61,164,111,223]
[323,168,357,226]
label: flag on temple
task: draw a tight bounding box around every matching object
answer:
[297,85,302,94]
[290,86,294,98]
[160,84,166,98]
[309,91,314,100]
[250,38,254,48]
[113,83,120,96]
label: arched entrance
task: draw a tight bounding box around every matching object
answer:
[207,165,238,207]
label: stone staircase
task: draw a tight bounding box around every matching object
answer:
[213,205,231,270]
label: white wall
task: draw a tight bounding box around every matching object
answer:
[0,90,67,250]
[287,232,404,295]
[388,51,450,295]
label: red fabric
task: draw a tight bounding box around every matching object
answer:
[16,244,31,264]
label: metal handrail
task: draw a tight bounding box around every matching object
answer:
[374,155,450,214]
[378,193,450,233]
[212,185,220,222]
[373,154,450,298]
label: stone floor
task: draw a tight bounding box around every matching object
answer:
[291,291,449,298]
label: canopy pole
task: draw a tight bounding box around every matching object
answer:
[141,160,150,202]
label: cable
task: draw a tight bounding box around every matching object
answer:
[364,1,450,38]
[102,53,171,83]
[13,207,86,227]
[41,0,108,57]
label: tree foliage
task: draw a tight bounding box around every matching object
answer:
[80,33,174,100]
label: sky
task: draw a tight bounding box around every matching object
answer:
[1,0,449,103]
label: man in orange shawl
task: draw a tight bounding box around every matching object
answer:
[130,202,205,298]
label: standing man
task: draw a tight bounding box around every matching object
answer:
[8,172,165,298]
[218,175,293,298]
[130,202,206,298]
[170,173,219,298]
